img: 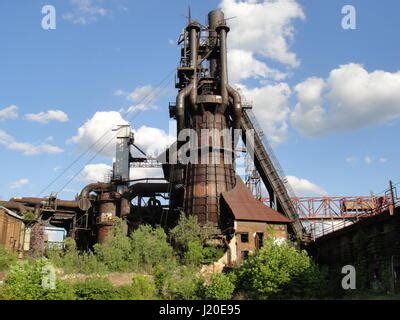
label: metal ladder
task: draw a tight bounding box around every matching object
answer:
[240,109,307,241]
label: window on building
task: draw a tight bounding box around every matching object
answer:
[255,232,264,250]
[240,233,249,243]
[241,250,249,260]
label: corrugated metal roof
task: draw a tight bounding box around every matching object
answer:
[221,177,292,223]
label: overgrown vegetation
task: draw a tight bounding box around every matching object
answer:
[235,239,329,299]
[0,214,337,300]
[0,245,17,272]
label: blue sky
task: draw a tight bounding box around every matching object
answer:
[0,0,399,200]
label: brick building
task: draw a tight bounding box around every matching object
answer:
[220,178,292,265]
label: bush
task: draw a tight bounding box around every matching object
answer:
[155,264,204,300]
[0,245,17,272]
[170,214,223,265]
[184,241,204,266]
[130,225,175,272]
[74,278,116,300]
[47,238,106,274]
[235,239,328,299]
[129,275,157,300]
[94,220,132,272]
[203,273,236,300]
[2,259,75,300]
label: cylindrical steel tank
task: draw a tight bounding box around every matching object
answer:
[96,193,117,243]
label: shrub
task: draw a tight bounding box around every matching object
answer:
[74,278,116,300]
[129,275,157,300]
[94,219,133,272]
[0,245,17,272]
[184,241,204,266]
[2,259,75,300]
[235,239,328,299]
[203,273,236,300]
[130,225,175,272]
[170,214,203,252]
[155,264,204,300]
[47,238,106,274]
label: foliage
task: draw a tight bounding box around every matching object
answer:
[155,263,204,300]
[203,273,236,300]
[130,225,175,272]
[93,219,133,272]
[47,238,106,274]
[1,259,75,300]
[170,213,223,265]
[48,221,175,274]
[235,239,328,299]
[184,241,204,266]
[23,211,37,221]
[74,277,116,300]
[129,274,157,300]
[170,214,203,251]
[202,246,225,264]
[0,245,17,272]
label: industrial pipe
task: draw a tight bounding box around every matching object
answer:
[208,10,225,78]
[216,24,230,114]
[79,182,112,199]
[11,197,79,208]
[176,82,193,133]
[227,84,242,130]
[123,182,169,201]
[0,201,30,214]
[187,22,200,109]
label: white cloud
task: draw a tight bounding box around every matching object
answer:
[63,0,109,25]
[78,163,112,182]
[237,83,292,144]
[116,85,164,113]
[379,157,387,163]
[221,0,305,72]
[68,111,174,158]
[114,89,127,96]
[25,110,69,123]
[286,175,327,196]
[10,178,29,189]
[0,129,64,155]
[291,63,400,136]
[78,163,164,182]
[68,111,129,157]
[364,156,372,165]
[228,49,287,83]
[133,126,175,157]
[0,105,18,121]
[345,156,357,164]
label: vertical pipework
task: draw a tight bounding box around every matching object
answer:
[176,82,193,134]
[216,24,230,113]
[227,84,242,130]
[208,10,224,78]
[187,23,200,107]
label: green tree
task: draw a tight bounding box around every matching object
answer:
[203,273,236,300]
[94,219,132,272]
[130,225,175,272]
[235,239,328,299]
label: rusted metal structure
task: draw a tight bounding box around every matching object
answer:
[166,10,242,226]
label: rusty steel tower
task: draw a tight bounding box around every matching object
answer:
[168,10,243,226]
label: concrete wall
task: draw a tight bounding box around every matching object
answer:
[310,207,400,293]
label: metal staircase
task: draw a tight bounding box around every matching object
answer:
[240,109,308,241]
